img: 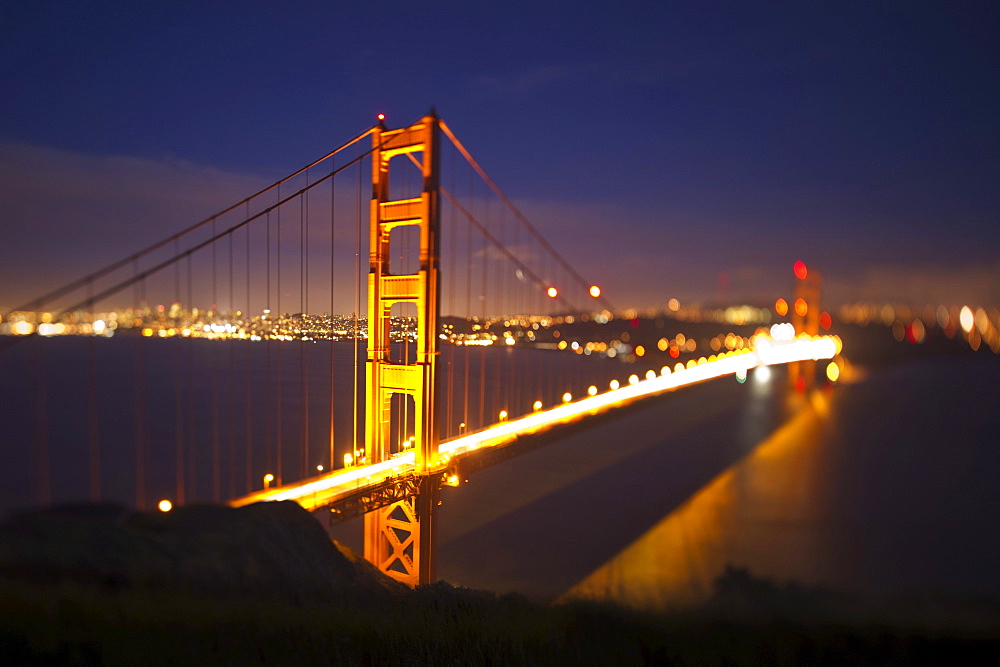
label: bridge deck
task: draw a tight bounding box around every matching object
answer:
[229,336,838,512]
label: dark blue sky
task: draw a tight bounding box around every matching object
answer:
[2,1,998,309]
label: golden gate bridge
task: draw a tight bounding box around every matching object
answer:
[0,112,838,586]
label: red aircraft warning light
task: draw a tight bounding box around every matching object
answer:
[793,261,808,280]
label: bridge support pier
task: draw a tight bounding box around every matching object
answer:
[363,476,438,586]
[362,113,442,586]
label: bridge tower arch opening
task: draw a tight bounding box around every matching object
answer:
[363,112,442,586]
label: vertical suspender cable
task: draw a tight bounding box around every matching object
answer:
[245,214,253,492]
[353,146,361,463]
[276,185,283,485]
[329,158,336,471]
[133,261,146,509]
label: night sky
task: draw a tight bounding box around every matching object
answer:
[2,1,998,311]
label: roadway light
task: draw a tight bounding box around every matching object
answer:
[316,464,324,472]
[263,473,275,488]
[547,287,558,298]
[344,453,354,467]
[589,285,601,298]
[158,499,172,512]
[533,400,542,410]
[562,392,572,403]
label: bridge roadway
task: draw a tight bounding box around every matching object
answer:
[230,335,838,513]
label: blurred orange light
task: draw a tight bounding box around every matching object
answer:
[775,298,788,317]
[547,287,558,298]
[158,499,172,512]
[635,345,645,357]
[826,362,840,383]
[819,311,832,330]
[794,298,808,317]
[793,261,808,280]
[589,285,601,298]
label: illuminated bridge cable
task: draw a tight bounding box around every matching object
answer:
[4,125,380,317]
[41,122,422,323]
[439,121,615,312]
[439,186,576,312]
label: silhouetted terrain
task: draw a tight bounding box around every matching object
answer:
[1,502,996,664]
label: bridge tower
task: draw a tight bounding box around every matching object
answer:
[363,113,442,586]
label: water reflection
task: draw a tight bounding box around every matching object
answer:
[562,391,847,612]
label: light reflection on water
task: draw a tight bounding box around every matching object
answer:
[562,392,832,611]
[561,355,1000,611]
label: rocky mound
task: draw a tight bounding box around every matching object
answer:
[0,500,406,605]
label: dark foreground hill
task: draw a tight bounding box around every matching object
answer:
[1,501,996,665]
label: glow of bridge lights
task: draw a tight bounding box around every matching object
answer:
[499,410,508,421]
[635,345,645,357]
[645,370,656,381]
[826,361,840,383]
[158,499,173,512]
[344,453,354,467]
[12,320,34,335]
[661,366,671,376]
[231,334,840,512]
[316,464,324,472]
[793,261,808,280]
[959,306,974,333]
[532,400,542,411]
[628,374,639,385]
[445,474,460,487]
[459,422,466,431]
[754,365,772,383]
[610,379,620,390]
[794,298,808,317]
[906,320,926,344]
[263,473,275,488]
[667,298,679,312]
[377,113,385,121]
[562,392,572,403]
[770,322,795,341]
[547,287,558,298]
[589,285,601,298]
[775,298,788,317]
